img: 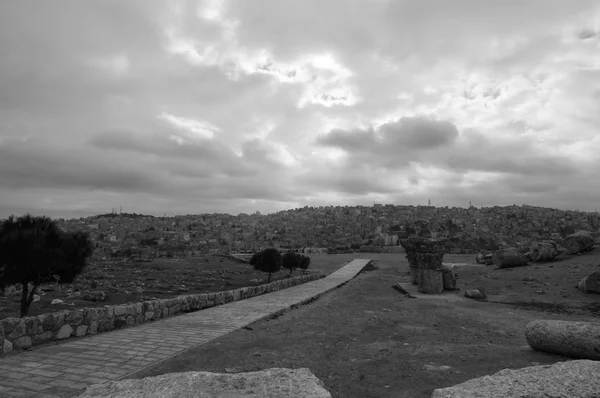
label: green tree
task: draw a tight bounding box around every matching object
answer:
[281,251,301,275]
[250,248,282,282]
[0,214,94,317]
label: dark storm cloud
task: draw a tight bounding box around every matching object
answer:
[0,138,160,191]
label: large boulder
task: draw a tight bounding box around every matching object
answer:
[529,241,559,262]
[431,360,600,397]
[563,230,595,254]
[493,247,529,268]
[76,368,331,398]
[578,270,600,293]
[525,319,600,360]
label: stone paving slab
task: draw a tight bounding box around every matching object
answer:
[0,259,371,397]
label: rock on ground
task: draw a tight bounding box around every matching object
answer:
[525,319,600,360]
[493,248,529,268]
[529,241,559,262]
[578,270,600,293]
[431,360,600,398]
[563,230,595,254]
[464,289,485,299]
[77,368,332,398]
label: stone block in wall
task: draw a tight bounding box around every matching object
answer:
[135,303,143,315]
[135,314,143,324]
[32,331,53,345]
[13,336,32,350]
[75,325,88,337]
[114,305,127,317]
[67,309,84,327]
[114,317,126,329]
[24,317,39,336]
[89,321,98,335]
[3,339,13,354]
[51,311,68,332]
[144,311,154,322]
[105,305,114,318]
[56,324,73,340]
[0,322,4,343]
[198,295,208,309]
[4,318,25,340]
[40,314,55,331]
[162,308,169,317]
[126,315,135,326]
[158,299,166,310]
[153,308,161,319]
[84,308,100,324]
[125,304,136,316]
[189,297,199,310]
[103,318,115,332]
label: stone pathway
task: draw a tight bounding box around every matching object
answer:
[0,259,371,397]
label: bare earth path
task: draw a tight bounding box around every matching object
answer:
[0,259,372,398]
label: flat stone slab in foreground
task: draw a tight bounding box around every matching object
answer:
[431,360,600,398]
[525,319,600,360]
[77,368,332,398]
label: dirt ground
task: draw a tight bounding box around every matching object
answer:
[0,255,334,320]
[128,251,600,397]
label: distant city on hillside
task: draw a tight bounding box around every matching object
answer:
[42,204,600,259]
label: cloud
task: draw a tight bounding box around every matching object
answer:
[1,0,600,217]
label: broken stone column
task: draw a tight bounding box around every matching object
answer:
[400,237,449,294]
[525,319,600,360]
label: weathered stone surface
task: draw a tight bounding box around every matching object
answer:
[3,339,13,354]
[493,247,529,268]
[4,318,25,339]
[441,266,457,290]
[464,289,485,299]
[56,324,73,340]
[50,299,64,305]
[417,269,443,294]
[13,336,32,349]
[431,360,600,398]
[525,319,600,360]
[114,305,127,316]
[529,241,560,262]
[564,230,595,254]
[32,331,53,345]
[77,368,331,398]
[75,325,88,337]
[578,270,600,293]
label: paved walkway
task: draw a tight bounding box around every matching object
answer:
[0,259,371,397]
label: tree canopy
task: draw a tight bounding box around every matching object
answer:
[0,214,94,317]
[281,251,301,275]
[250,248,282,282]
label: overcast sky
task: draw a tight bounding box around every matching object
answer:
[1,0,599,219]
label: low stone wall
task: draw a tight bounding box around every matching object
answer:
[0,272,325,355]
